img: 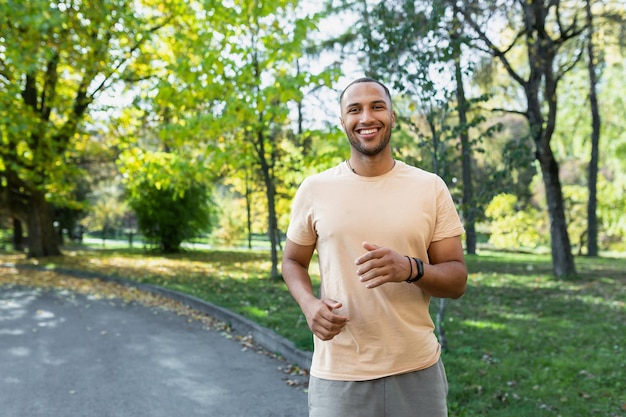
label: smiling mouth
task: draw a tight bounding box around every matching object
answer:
[358,128,379,135]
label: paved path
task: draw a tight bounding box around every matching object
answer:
[0,285,308,417]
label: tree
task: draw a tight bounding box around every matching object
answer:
[451,25,477,255]
[584,0,601,257]
[207,1,334,278]
[111,0,336,277]
[452,0,586,277]
[0,0,173,257]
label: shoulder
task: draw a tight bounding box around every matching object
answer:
[300,163,348,188]
[395,161,444,184]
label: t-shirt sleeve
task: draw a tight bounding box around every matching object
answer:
[432,176,465,242]
[286,179,318,246]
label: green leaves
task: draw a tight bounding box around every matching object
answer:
[120,149,217,252]
[0,0,175,211]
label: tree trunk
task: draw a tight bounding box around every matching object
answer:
[26,190,62,258]
[522,3,577,278]
[585,0,601,257]
[454,42,476,255]
[536,145,576,277]
[246,171,253,250]
[262,169,280,280]
[254,129,280,280]
[12,217,25,252]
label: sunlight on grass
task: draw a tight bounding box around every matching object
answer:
[241,305,268,319]
[461,320,507,330]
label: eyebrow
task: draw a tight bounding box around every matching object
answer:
[344,99,388,109]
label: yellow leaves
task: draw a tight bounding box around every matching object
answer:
[485,193,518,219]
[16,141,33,162]
[0,266,227,331]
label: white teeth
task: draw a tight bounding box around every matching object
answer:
[360,129,378,134]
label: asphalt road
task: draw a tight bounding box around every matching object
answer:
[0,285,308,417]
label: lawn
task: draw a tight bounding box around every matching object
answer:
[0,247,624,416]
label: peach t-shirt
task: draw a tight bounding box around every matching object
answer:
[286,161,465,381]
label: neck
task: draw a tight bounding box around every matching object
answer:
[347,158,396,177]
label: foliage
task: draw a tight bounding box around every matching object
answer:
[121,150,216,253]
[1,0,624,262]
[113,0,339,278]
[0,0,177,256]
[597,174,626,251]
[567,178,626,254]
[452,0,625,264]
[210,188,252,247]
[78,180,126,237]
[563,184,590,255]
[2,248,624,416]
[534,174,626,254]
[128,183,214,253]
[485,194,548,250]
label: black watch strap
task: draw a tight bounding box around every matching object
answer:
[406,257,424,283]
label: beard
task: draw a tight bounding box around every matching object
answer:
[345,126,392,157]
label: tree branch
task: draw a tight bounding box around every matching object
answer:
[89,17,173,100]
[41,51,60,122]
[455,3,527,88]
[476,105,529,120]
[555,44,585,83]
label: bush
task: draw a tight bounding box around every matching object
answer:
[485,193,548,250]
[128,183,215,253]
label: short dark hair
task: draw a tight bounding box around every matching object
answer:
[339,77,392,106]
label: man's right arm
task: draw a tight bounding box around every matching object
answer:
[281,238,348,341]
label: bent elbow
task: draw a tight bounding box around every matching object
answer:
[451,285,466,299]
[450,275,468,299]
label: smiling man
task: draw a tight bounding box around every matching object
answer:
[282,77,468,417]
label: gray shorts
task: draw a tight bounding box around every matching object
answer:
[308,359,449,417]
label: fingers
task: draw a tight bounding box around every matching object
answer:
[361,241,380,252]
[355,241,383,266]
[305,299,349,341]
[322,299,343,310]
[355,242,407,288]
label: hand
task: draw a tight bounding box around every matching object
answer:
[355,241,409,289]
[302,298,349,341]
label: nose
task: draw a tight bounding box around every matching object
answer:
[359,108,376,123]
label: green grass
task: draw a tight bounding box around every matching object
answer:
[445,253,624,416]
[1,247,624,416]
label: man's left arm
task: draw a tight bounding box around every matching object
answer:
[355,237,467,298]
[417,235,467,299]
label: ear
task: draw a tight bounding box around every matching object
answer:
[391,111,396,128]
[339,117,346,130]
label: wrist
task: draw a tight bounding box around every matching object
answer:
[406,257,424,283]
[404,256,413,281]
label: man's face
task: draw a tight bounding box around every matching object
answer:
[340,82,395,157]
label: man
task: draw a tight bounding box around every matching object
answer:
[281,77,467,417]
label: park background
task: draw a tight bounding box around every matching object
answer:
[0,0,624,416]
